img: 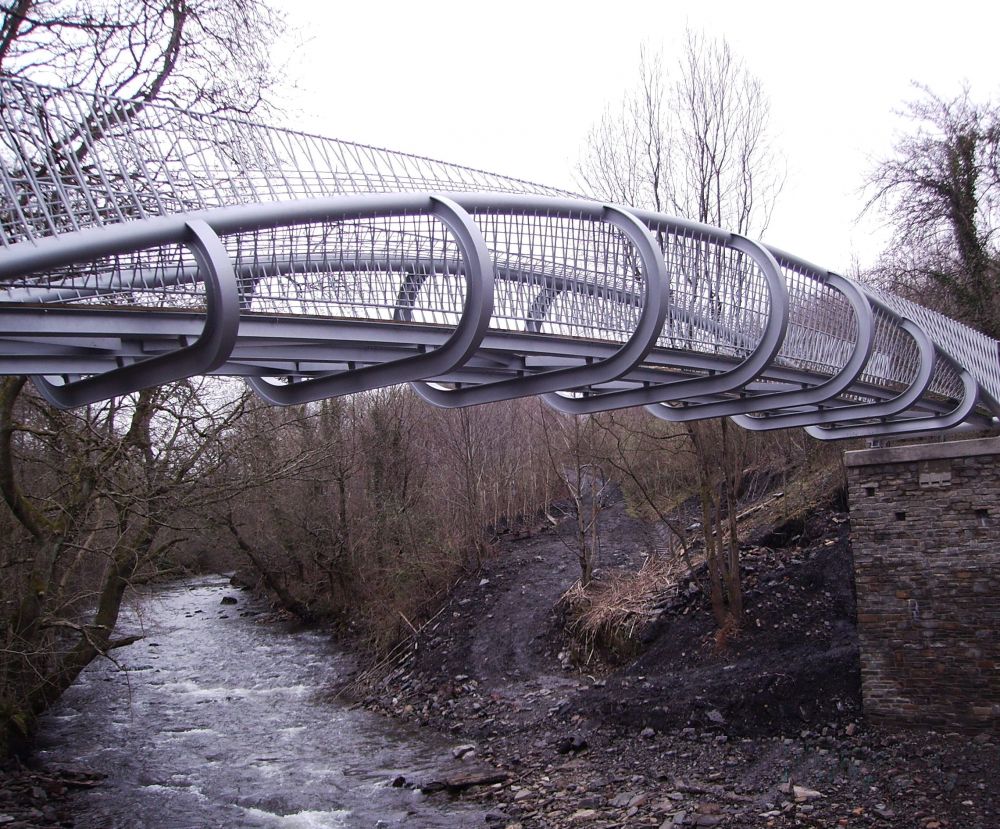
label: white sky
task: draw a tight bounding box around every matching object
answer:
[275,0,1000,273]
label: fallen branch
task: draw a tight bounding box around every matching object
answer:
[40,618,142,652]
[735,491,785,523]
[420,770,508,794]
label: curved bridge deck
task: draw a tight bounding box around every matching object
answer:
[2,79,998,439]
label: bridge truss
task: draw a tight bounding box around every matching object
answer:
[1,79,999,439]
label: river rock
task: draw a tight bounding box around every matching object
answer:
[554,734,588,754]
[795,786,823,802]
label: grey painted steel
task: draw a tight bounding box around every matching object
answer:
[543,234,790,415]
[412,204,668,407]
[245,196,494,405]
[1,78,999,438]
[805,363,981,440]
[31,220,240,408]
[648,273,874,422]
[734,319,937,431]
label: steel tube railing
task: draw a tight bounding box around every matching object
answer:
[1,78,998,436]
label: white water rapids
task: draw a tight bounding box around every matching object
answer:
[34,577,488,828]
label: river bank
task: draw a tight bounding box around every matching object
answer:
[4,499,997,828]
[349,497,998,828]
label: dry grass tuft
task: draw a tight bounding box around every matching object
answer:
[559,552,690,665]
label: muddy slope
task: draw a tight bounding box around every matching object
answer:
[358,498,997,828]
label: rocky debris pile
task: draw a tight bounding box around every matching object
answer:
[355,504,998,828]
[0,763,102,828]
[408,720,998,828]
[576,513,861,737]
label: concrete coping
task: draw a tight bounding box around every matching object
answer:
[844,435,1000,467]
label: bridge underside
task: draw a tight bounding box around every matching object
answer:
[2,80,999,439]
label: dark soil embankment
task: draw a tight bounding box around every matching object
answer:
[356,495,998,828]
[579,509,861,737]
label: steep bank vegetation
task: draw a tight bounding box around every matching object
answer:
[0,371,842,758]
[207,391,561,650]
[206,393,836,650]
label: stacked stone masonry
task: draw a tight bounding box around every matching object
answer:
[846,437,1000,734]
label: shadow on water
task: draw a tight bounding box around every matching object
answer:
[34,576,487,828]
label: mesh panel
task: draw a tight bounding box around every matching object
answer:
[475,210,644,341]
[648,223,769,358]
[858,308,921,394]
[868,287,1000,406]
[226,217,465,324]
[0,243,206,308]
[0,79,571,245]
[770,255,858,377]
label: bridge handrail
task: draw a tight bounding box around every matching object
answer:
[1,78,998,435]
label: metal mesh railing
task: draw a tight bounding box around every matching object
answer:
[770,254,857,377]
[474,209,644,340]
[225,216,466,325]
[858,307,922,395]
[647,222,770,358]
[867,287,1000,405]
[0,244,208,308]
[1,77,998,431]
[0,78,571,246]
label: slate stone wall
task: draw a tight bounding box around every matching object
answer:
[845,437,1000,734]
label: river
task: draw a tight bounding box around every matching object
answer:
[33,577,488,828]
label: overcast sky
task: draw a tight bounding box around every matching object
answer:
[275,0,1000,273]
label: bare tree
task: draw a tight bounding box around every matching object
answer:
[863,85,1000,337]
[578,30,783,629]
[591,409,694,567]
[0,0,279,115]
[578,46,669,213]
[536,403,611,588]
[579,32,783,235]
[0,379,248,755]
[0,0,281,757]
[426,399,558,567]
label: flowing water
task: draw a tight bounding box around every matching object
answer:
[34,577,487,828]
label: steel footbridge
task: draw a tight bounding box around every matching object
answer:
[2,80,999,439]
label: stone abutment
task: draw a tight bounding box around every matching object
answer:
[845,437,999,734]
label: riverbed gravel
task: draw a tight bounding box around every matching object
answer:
[356,500,998,828]
[4,498,996,828]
